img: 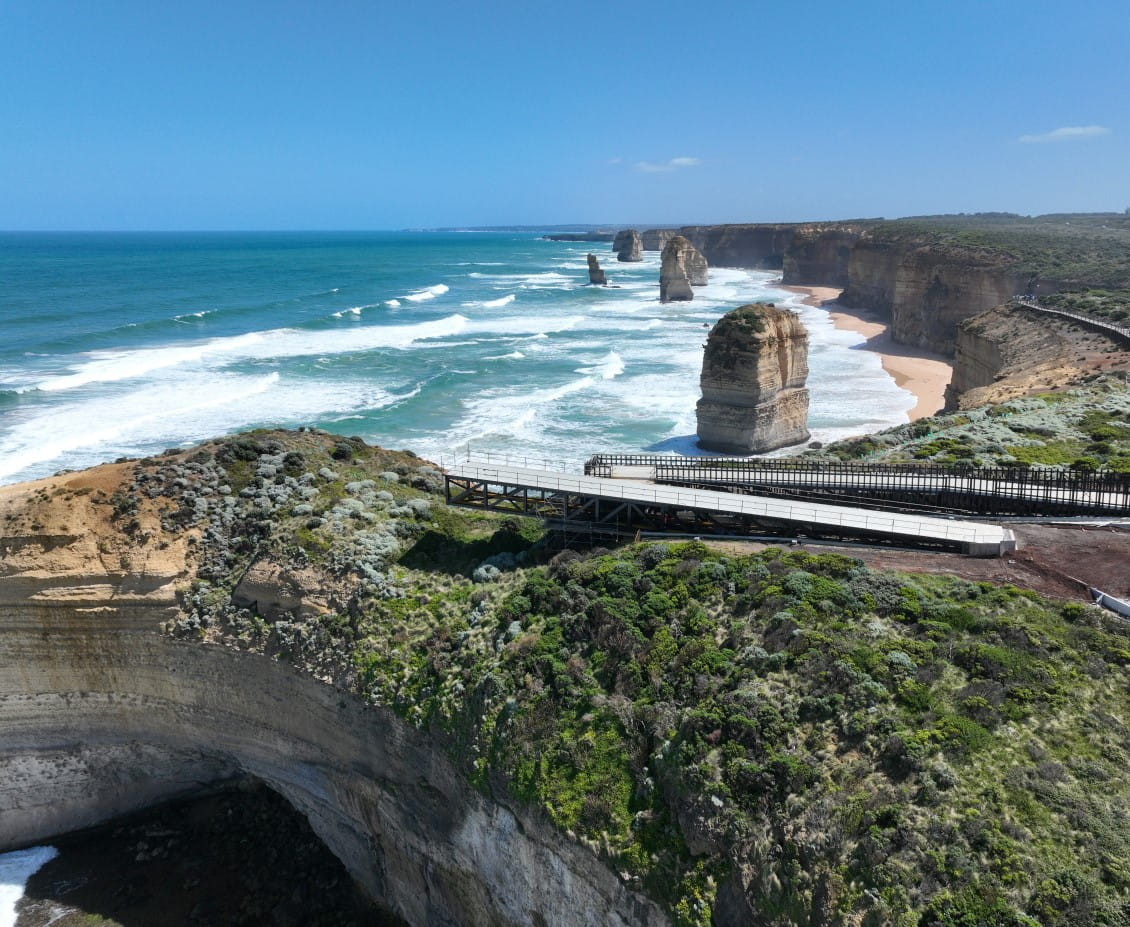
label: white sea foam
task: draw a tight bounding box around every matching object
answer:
[23,315,472,393]
[385,299,401,308]
[403,283,450,302]
[480,294,516,308]
[485,351,525,360]
[331,307,363,318]
[0,845,57,927]
[576,350,625,380]
[0,372,401,484]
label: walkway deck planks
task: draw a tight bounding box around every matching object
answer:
[445,463,1016,556]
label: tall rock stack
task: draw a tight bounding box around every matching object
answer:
[586,254,607,285]
[696,303,810,454]
[612,229,643,262]
[660,235,709,302]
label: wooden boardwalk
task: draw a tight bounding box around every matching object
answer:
[445,462,1017,556]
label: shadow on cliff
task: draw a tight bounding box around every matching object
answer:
[400,519,539,576]
[16,782,401,927]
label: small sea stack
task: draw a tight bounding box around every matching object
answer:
[696,303,810,454]
[612,229,643,262]
[587,253,608,285]
[659,235,708,302]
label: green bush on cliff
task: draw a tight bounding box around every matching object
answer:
[347,541,1130,927]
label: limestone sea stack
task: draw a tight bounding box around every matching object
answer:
[586,253,607,285]
[696,303,811,454]
[660,235,709,302]
[612,229,643,262]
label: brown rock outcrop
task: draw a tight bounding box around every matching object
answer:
[587,253,608,285]
[944,303,1128,409]
[696,304,810,453]
[660,235,708,302]
[612,229,643,262]
[0,465,668,927]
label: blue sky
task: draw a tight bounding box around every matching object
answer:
[1,0,1126,229]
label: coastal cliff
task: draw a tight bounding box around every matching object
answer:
[696,303,810,453]
[780,224,868,287]
[641,229,677,251]
[0,451,666,927]
[678,224,797,269]
[838,238,1026,354]
[945,303,1130,409]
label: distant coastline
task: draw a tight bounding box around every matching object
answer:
[777,283,952,421]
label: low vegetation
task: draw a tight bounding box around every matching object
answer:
[132,429,1130,926]
[810,373,1130,472]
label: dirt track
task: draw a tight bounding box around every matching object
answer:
[712,523,1130,604]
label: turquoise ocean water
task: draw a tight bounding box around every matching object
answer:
[0,231,913,486]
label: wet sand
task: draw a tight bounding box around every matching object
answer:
[777,284,952,420]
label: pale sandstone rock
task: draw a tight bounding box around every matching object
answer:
[660,236,708,302]
[696,303,810,454]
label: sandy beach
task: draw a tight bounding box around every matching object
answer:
[777,284,952,421]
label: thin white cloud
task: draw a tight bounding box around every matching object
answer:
[633,156,702,173]
[1018,125,1111,144]
[607,157,622,164]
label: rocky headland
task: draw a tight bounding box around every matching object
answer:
[3,427,1129,926]
[659,235,708,302]
[696,303,810,453]
[640,228,677,251]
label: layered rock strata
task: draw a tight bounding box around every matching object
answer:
[838,238,1031,354]
[781,224,867,287]
[696,304,810,453]
[0,465,667,927]
[659,235,708,302]
[587,253,608,285]
[679,224,798,269]
[612,229,643,262]
[944,303,1125,409]
[641,229,677,251]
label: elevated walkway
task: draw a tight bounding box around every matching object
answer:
[445,462,1016,556]
[585,455,1130,517]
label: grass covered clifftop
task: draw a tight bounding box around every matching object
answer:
[866,213,1130,291]
[114,429,1130,927]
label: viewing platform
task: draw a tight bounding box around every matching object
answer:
[444,460,1017,557]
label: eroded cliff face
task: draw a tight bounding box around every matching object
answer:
[0,465,667,927]
[679,224,797,269]
[640,229,676,251]
[839,238,1030,354]
[780,225,867,288]
[696,304,810,453]
[945,303,1125,409]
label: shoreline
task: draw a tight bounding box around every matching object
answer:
[776,283,952,421]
